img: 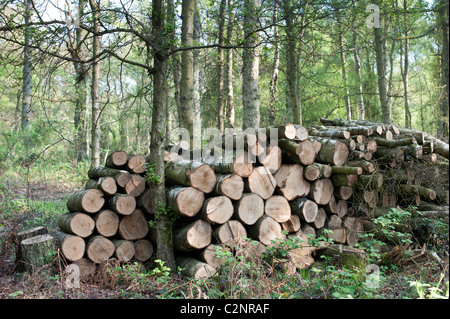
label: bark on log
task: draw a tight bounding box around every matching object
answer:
[330,174,359,187]
[87,167,130,188]
[208,150,254,178]
[165,160,217,193]
[233,193,264,225]
[167,186,205,217]
[331,166,362,175]
[57,212,95,238]
[308,178,334,205]
[200,196,234,225]
[266,124,297,140]
[176,256,216,279]
[247,215,284,245]
[107,194,136,216]
[244,166,277,199]
[106,151,128,168]
[346,160,376,174]
[213,174,244,200]
[290,197,318,223]
[85,177,117,196]
[279,138,316,165]
[310,137,349,166]
[173,219,212,252]
[86,235,115,263]
[214,220,248,244]
[309,127,351,140]
[94,209,119,237]
[274,164,310,200]
[15,226,48,268]
[136,188,153,214]
[264,195,291,223]
[118,209,149,240]
[397,184,437,201]
[134,239,154,262]
[67,189,105,214]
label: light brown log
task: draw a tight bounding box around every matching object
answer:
[266,124,297,140]
[244,166,277,200]
[122,174,146,197]
[308,178,334,205]
[136,188,153,214]
[337,199,348,218]
[326,214,342,228]
[213,174,244,200]
[324,194,339,215]
[233,193,264,225]
[134,239,154,262]
[165,160,217,193]
[371,136,415,148]
[118,209,149,240]
[363,190,378,208]
[200,196,234,225]
[323,227,347,244]
[173,219,212,252]
[67,189,105,214]
[374,146,404,162]
[317,125,373,136]
[106,151,128,168]
[112,239,135,262]
[94,209,119,237]
[259,145,282,174]
[264,195,291,223]
[176,256,216,279]
[309,127,351,140]
[319,118,384,135]
[281,214,301,233]
[334,186,353,200]
[346,160,376,174]
[214,220,248,244]
[54,231,85,263]
[274,164,310,200]
[167,186,205,217]
[196,244,224,268]
[85,177,117,196]
[279,138,316,165]
[310,137,349,166]
[70,258,96,280]
[231,150,254,177]
[294,125,309,141]
[126,154,146,174]
[86,235,115,263]
[57,212,95,238]
[304,163,332,181]
[313,207,326,229]
[107,194,136,216]
[87,167,131,188]
[247,215,284,245]
[290,197,318,223]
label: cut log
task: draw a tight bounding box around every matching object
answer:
[54,231,85,263]
[165,160,217,193]
[173,219,212,252]
[67,189,105,214]
[244,166,276,200]
[397,184,437,201]
[85,177,117,196]
[315,243,368,267]
[323,227,347,244]
[15,226,48,268]
[167,186,205,217]
[247,215,284,245]
[17,234,55,273]
[308,178,334,205]
[233,193,264,225]
[309,127,351,140]
[281,214,301,233]
[126,154,146,174]
[290,197,318,223]
[112,239,135,261]
[213,174,244,200]
[134,239,154,262]
[313,207,326,229]
[70,258,96,280]
[118,209,149,240]
[274,164,310,200]
[334,186,353,200]
[264,195,291,223]
[176,256,216,279]
[87,167,131,188]
[214,220,248,244]
[57,212,95,238]
[337,199,348,218]
[326,215,342,228]
[346,160,376,174]
[94,209,119,237]
[136,188,153,214]
[106,150,128,168]
[310,137,349,166]
[304,163,332,181]
[294,125,309,141]
[324,195,339,215]
[266,124,297,140]
[122,174,146,197]
[355,174,383,189]
[330,174,359,187]
[259,145,282,174]
[279,138,316,165]
[196,244,224,268]
[86,235,115,263]
[331,166,362,175]
[107,194,136,216]
[200,196,234,225]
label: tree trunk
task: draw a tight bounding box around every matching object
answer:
[268,0,280,123]
[217,0,227,133]
[21,0,32,131]
[242,0,260,129]
[337,11,352,120]
[233,193,264,225]
[17,234,55,273]
[57,212,95,238]
[118,209,149,240]
[67,189,105,214]
[438,0,449,138]
[226,0,235,128]
[374,22,390,123]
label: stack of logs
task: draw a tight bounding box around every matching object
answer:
[54,118,449,280]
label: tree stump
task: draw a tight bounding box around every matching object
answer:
[17,234,55,273]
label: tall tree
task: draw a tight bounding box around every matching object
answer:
[337,9,352,120]
[400,0,411,128]
[21,0,32,131]
[242,0,260,129]
[438,0,449,138]
[216,0,226,133]
[269,0,280,123]
[225,0,235,128]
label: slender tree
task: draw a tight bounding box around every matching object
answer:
[21,0,32,131]
[225,0,235,128]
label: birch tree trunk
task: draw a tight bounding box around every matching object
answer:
[242,0,260,129]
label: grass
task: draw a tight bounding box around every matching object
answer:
[0,169,448,300]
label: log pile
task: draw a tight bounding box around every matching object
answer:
[53,119,449,279]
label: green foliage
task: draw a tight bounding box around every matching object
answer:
[143,163,163,185]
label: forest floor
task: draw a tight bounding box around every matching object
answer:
[0,178,449,300]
